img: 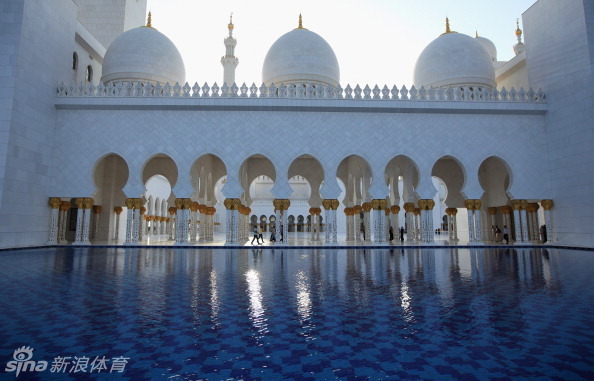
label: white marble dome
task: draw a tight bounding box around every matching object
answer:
[476,35,497,62]
[102,26,185,85]
[262,27,340,87]
[413,32,496,89]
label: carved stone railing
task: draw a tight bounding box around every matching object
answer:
[56,81,546,103]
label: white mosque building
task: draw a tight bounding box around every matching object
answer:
[1,0,593,248]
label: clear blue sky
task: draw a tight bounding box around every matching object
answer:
[148,0,537,86]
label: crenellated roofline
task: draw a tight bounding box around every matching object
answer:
[56,81,545,104]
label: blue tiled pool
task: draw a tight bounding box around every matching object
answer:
[1,247,593,380]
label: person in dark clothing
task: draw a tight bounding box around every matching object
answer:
[389,226,394,242]
[251,226,259,245]
[503,225,510,244]
[399,227,405,242]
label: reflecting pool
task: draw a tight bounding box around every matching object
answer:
[1,247,593,380]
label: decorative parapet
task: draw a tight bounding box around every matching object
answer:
[56,81,546,103]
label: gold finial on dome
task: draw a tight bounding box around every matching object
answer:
[228,12,234,30]
[146,11,152,28]
[298,13,303,29]
[475,30,479,38]
[515,18,522,37]
[440,17,456,35]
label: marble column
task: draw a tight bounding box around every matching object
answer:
[488,207,497,242]
[92,205,102,241]
[353,205,362,243]
[206,206,216,241]
[344,208,354,242]
[273,199,290,245]
[541,199,554,243]
[82,198,94,244]
[124,198,134,244]
[413,208,421,242]
[465,199,482,243]
[190,202,199,243]
[419,199,435,244]
[132,198,142,244]
[362,202,372,243]
[323,200,332,245]
[175,199,184,244]
[138,206,146,242]
[274,204,281,244]
[169,207,176,241]
[58,201,71,243]
[113,206,123,240]
[403,202,415,243]
[372,199,387,244]
[519,200,529,243]
[73,198,85,244]
[224,198,240,245]
[391,205,400,242]
[330,199,339,244]
[47,197,61,244]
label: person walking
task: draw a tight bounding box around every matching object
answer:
[399,226,405,242]
[389,226,394,242]
[503,225,510,244]
[251,225,259,245]
[258,224,264,245]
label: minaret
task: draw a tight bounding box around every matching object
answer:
[513,18,525,55]
[221,13,239,86]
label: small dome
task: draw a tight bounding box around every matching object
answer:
[262,26,339,87]
[413,32,496,89]
[476,35,497,62]
[102,26,185,85]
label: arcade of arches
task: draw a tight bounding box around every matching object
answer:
[45,153,554,246]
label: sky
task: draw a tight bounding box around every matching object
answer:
[146,0,537,87]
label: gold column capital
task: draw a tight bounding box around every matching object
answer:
[464,199,481,210]
[133,198,143,209]
[76,198,85,209]
[48,197,61,209]
[403,202,415,213]
[488,207,497,215]
[362,202,372,212]
[93,205,102,214]
[541,199,554,210]
[390,205,400,214]
[181,198,192,210]
[125,198,135,209]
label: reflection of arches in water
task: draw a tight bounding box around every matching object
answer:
[297,215,304,232]
[269,215,276,230]
[260,215,268,232]
[288,215,295,232]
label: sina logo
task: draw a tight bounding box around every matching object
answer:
[4,346,48,377]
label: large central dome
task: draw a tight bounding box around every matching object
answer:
[262,21,340,87]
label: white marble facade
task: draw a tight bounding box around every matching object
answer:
[1,0,593,248]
